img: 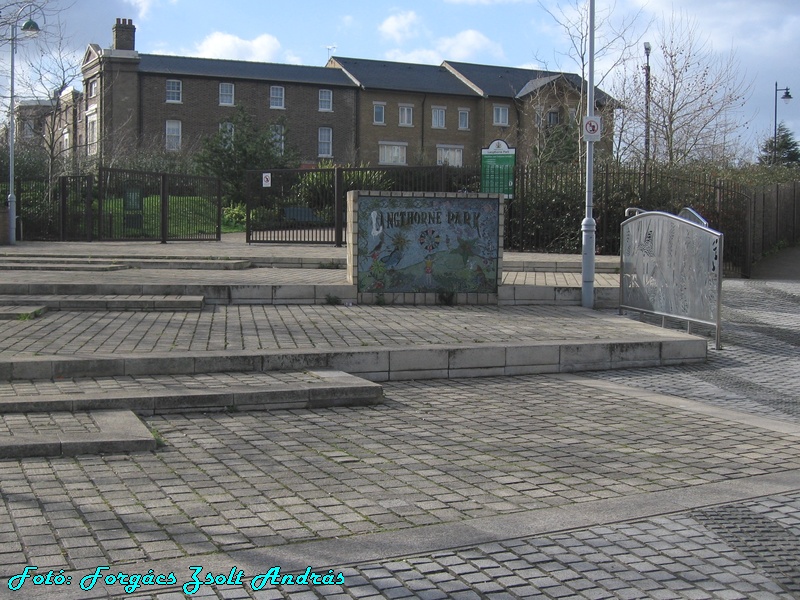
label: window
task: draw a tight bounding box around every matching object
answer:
[21,120,35,138]
[547,110,560,126]
[379,142,407,165]
[62,129,70,153]
[373,103,385,125]
[220,122,234,147]
[87,113,97,155]
[219,83,234,106]
[270,124,285,155]
[166,79,182,103]
[318,127,332,157]
[436,145,463,167]
[399,104,413,127]
[270,86,284,109]
[458,109,470,130]
[88,80,98,98]
[166,119,182,151]
[493,105,509,126]
[431,107,445,129]
[319,89,332,111]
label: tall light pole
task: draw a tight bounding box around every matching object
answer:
[581,0,596,308]
[6,5,41,245]
[773,82,792,165]
[643,42,651,166]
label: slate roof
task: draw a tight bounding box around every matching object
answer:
[444,61,614,107]
[330,56,481,97]
[138,54,357,87]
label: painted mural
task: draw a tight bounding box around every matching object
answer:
[356,196,500,294]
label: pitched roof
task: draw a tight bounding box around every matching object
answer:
[443,61,614,107]
[138,54,357,87]
[330,56,481,97]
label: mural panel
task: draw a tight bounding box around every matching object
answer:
[621,211,722,329]
[356,196,500,294]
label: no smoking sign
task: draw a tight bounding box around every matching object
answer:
[582,116,602,142]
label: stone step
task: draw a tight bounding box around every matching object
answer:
[0,337,708,384]
[0,262,132,271]
[0,370,383,415]
[0,410,156,458]
[0,305,47,320]
[0,294,204,311]
[0,256,252,270]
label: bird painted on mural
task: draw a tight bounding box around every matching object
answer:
[380,245,404,270]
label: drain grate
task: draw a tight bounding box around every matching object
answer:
[692,504,800,594]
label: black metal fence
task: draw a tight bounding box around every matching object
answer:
[245,166,484,244]
[97,168,222,242]
[6,169,222,242]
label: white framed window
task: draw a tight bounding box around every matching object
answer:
[318,127,332,157]
[379,142,407,165]
[431,106,445,129]
[547,109,560,126]
[319,89,332,112]
[219,82,234,106]
[21,120,35,138]
[373,102,385,125]
[166,119,182,151]
[399,104,413,127]
[458,109,470,130]
[166,79,182,103]
[87,113,98,155]
[270,124,285,155]
[270,86,285,109]
[219,122,234,148]
[493,105,509,126]
[436,145,463,167]
[88,80,98,98]
[62,129,70,153]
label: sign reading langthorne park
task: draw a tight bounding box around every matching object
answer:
[352,194,501,295]
[481,139,516,196]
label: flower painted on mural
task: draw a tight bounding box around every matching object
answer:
[418,229,440,252]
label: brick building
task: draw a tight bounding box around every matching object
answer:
[37,19,615,169]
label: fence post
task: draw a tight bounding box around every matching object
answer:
[334,166,344,247]
[59,176,68,241]
[216,177,222,241]
[85,175,94,242]
[160,173,169,243]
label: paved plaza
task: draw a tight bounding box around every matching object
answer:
[0,241,799,599]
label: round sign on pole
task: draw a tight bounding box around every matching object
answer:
[582,116,602,142]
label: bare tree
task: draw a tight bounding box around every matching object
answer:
[613,11,753,167]
[534,0,649,168]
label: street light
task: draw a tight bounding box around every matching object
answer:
[6,5,41,245]
[643,42,651,166]
[773,82,792,165]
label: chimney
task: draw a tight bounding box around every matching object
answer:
[112,18,136,51]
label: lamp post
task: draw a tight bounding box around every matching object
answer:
[643,42,651,166]
[6,5,41,245]
[773,82,792,165]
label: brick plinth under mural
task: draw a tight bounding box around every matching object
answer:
[347,191,504,305]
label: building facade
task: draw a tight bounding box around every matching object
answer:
[35,19,615,170]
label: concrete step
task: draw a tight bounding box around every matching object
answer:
[0,305,47,320]
[0,262,132,271]
[0,410,156,458]
[0,294,204,311]
[0,370,383,415]
[0,336,708,384]
[0,255,252,270]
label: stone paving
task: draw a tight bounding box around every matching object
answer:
[0,243,799,599]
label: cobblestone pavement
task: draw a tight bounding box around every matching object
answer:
[0,304,670,357]
[1,249,800,599]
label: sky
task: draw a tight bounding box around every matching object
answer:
[9,0,800,158]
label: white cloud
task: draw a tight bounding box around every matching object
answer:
[443,0,531,3]
[191,32,282,62]
[379,11,421,43]
[123,0,156,18]
[385,29,504,64]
